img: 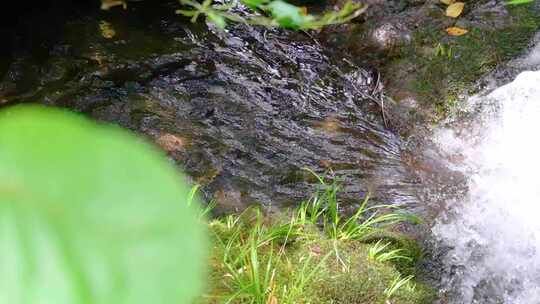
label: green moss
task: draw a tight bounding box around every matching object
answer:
[201,207,436,304]
[307,240,435,304]
[397,3,540,118]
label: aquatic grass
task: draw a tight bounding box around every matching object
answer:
[214,210,273,303]
[302,168,420,241]
[384,275,415,299]
[188,184,217,219]
[277,252,332,304]
[208,208,318,304]
[296,193,326,226]
[368,240,414,264]
[198,171,434,304]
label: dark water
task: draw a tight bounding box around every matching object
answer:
[0,1,431,212]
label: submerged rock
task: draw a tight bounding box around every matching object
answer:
[367,20,412,51]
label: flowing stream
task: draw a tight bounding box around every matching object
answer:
[4,1,540,302]
[0,1,421,212]
[431,41,540,303]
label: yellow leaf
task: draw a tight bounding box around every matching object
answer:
[99,21,116,39]
[446,2,464,18]
[441,0,455,5]
[101,0,127,10]
[446,26,468,36]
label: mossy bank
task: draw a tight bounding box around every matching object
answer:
[385,1,540,120]
[195,180,436,304]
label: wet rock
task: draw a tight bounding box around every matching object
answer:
[3,0,512,216]
[212,187,246,214]
[387,92,439,136]
[359,0,410,20]
[463,0,511,30]
[156,133,188,154]
[406,0,426,5]
[0,82,17,99]
[40,58,70,85]
[367,20,413,52]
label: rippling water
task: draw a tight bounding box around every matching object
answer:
[432,68,540,303]
[0,1,424,211]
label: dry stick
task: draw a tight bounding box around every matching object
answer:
[342,58,388,128]
[373,70,389,128]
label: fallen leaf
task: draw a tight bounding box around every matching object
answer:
[99,21,116,39]
[300,6,308,15]
[446,2,464,18]
[446,26,468,36]
[101,0,127,10]
[440,0,455,5]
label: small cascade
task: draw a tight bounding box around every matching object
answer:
[433,69,540,303]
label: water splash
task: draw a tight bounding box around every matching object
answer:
[432,70,540,303]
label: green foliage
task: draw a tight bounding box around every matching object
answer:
[299,168,421,241]
[0,105,207,304]
[189,184,217,219]
[384,275,415,299]
[176,0,367,29]
[202,174,434,304]
[368,240,414,263]
[207,207,329,303]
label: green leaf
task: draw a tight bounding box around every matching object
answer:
[208,12,227,28]
[0,105,207,304]
[241,0,269,10]
[266,0,314,29]
[506,0,533,4]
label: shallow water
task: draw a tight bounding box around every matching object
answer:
[0,1,426,212]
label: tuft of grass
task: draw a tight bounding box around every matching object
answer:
[385,275,416,300]
[195,173,435,304]
[206,207,319,304]
[368,240,414,264]
[188,184,217,219]
[299,168,421,241]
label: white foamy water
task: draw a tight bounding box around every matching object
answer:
[432,70,540,303]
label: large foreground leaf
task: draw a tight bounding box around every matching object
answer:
[0,105,206,304]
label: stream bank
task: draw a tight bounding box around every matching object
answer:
[2,1,540,302]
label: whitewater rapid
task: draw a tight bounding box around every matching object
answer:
[432,70,540,303]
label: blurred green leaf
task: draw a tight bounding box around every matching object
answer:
[208,12,227,28]
[241,0,270,10]
[0,105,207,304]
[266,0,314,29]
[177,0,366,30]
